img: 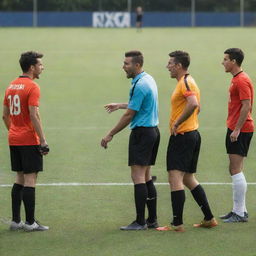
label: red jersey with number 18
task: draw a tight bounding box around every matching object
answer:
[227,71,254,132]
[3,76,40,145]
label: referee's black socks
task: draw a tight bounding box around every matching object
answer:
[171,190,185,226]
[23,186,35,225]
[134,183,147,225]
[191,184,214,221]
[146,179,157,223]
[11,183,24,223]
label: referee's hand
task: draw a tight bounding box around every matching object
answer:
[101,134,113,149]
[39,143,50,155]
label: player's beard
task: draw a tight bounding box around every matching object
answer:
[126,70,135,79]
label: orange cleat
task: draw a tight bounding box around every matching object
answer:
[156,225,185,232]
[193,218,218,228]
[156,226,172,231]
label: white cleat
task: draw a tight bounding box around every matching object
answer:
[23,221,49,232]
[9,221,24,231]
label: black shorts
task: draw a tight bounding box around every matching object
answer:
[166,130,201,173]
[10,145,43,173]
[226,128,253,157]
[129,127,160,166]
[136,14,143,22]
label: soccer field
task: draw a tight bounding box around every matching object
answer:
[0,27,256,256]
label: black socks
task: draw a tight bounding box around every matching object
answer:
[191,184,214,221]
[171,190,185,226]
[23,187,35,224]
[11,183,24,223]
[146,180,157,223]
[134,183,147,225]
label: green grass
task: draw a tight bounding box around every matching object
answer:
[0,27,256,256]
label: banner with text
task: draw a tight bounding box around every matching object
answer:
[93,12,130,28]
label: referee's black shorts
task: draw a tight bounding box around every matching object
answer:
[10,145,43,173]
[129,127,160,166]
[226,128,253,157]
[166,130,201,173]
[136,14,143,22]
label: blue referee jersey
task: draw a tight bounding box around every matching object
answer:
[128,71,159,129]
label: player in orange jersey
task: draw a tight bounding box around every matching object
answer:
[220,48,254,223]
[3,51,49,231]
[157,51,217,232]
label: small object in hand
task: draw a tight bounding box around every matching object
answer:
[39,145,50,154]
[152,176,157,182]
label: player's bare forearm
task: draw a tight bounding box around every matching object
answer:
[29,106,47,145]
[108,109,135,136]
[104,103,128,113]
[234,100,251,131]
[2,106,10,130]
[2,116,10,130]
[101,109,135,148]
[175,99,198,126]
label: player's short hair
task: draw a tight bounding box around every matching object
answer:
[169,50,190,69]
[224,48,244,66]
[125,50,143,67]
[19,51,44,72]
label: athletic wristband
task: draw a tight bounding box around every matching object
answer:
[39,145,50,153]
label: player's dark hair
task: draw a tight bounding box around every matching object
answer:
[125,50,143,67]
[169,50,190,69]
[19,51,43,72]
[224,48,244,66]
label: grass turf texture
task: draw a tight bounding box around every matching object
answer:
[0,27,256,256]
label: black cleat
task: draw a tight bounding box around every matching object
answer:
[120,221,147,230]
[219,211,233,220]
[223,212,248,223]
[146,219,159,229]
[220,211,248,220]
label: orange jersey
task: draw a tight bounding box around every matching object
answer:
[170,74,200,134]
[3,76,40,145]
[227,71,254,132]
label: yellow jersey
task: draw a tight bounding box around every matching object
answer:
[170,74,200,134]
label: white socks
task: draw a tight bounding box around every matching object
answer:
[232,172,247,217]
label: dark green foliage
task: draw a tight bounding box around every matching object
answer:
[0,0,256,12]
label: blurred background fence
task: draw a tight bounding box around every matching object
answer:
[0,0,256,27]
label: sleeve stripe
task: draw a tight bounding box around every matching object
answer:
[184,74,191,91]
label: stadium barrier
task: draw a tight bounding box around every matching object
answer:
[0,11,256,27]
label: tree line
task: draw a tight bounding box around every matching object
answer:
[0,0,255,11]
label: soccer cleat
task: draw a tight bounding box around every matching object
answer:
[173,225,185,232]
[146,219,159,228]
[156,226,172,231]
[219,211,233,220]
[222,212,248,223]
[156,225,185,232]
[220,211,248,220]
[23,221,49,231]
[9,221,24,231]
[193,218,218,228]
[120,221,147,230]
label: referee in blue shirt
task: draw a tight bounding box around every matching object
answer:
[101,50,160,230]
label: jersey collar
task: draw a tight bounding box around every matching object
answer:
[131,71,146,84]
[233,71,243,77]
[19,75,31,79]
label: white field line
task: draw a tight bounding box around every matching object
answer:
[1,182,256,188]
[44,126,225,130]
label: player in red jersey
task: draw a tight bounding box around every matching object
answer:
[221,48,254,223]
[3,51,49,231]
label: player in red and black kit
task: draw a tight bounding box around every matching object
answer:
[221,48,254,222]
[3,51,49,231]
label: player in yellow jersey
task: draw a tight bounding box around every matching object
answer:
[157,51,217,232]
